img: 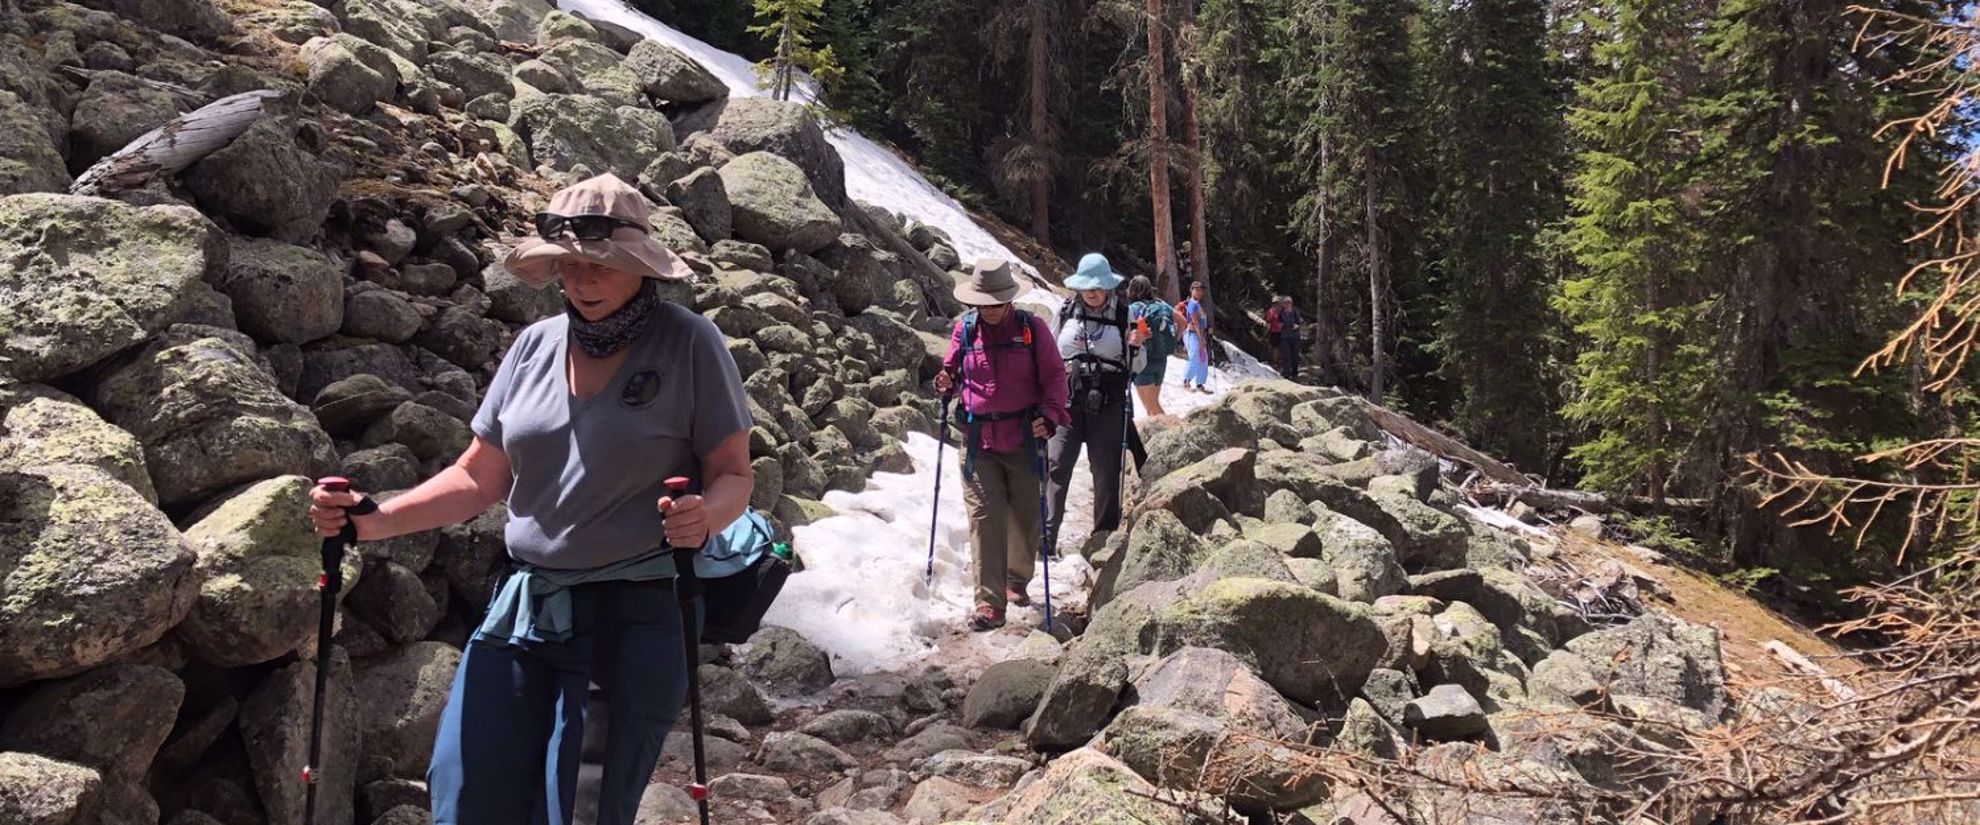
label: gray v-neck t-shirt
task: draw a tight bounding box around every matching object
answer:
[471,302,751,570]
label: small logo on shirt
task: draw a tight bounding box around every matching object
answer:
[622,370,661,408]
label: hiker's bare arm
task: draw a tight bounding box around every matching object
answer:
[659,429,754,548]
[309,437,513,540]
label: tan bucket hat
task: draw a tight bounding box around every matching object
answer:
[954,258,1023,306]
[502,173,693,287]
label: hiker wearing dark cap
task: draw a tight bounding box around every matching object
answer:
[1266,294,1305,381]
[934,259,1071,630]
[1046,253,1146,550]
[306,173,754,825]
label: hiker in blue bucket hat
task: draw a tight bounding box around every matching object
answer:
[1045,253,1146,551]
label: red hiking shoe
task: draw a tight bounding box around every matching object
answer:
[968,605,1005,632]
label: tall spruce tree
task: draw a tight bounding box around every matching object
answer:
[1294,0,1419,404]
[1427,0,1562,471]
[1684,0,1948,563]
[1557,0,1715,500]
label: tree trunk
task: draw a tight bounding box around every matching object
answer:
[774,17,795,101]
[1181,11,1208,291]
[1365,170,1386,405]
[1146,0,1177,302]
[1029,0,1051,245]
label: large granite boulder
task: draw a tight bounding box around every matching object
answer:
[966,748,1199,824]
[0,90,72,195]
[0,465,198,687]
[0,194,222,383]
[92,330,337,509]
[298,34,398,116]
[240,651,361,825]
[676,97,846,207]
[215,236,345,345]
[184,118,345,244]
[719,152,841,254]
[623,40,727,104]
[508,93,674,181]
[0,384,155,502]
[176,476,362,667]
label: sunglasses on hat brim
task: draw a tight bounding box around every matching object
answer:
[534,212,647,242]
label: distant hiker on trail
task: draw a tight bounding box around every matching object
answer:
[307,173,754,825]
[1266,294,1305,380]
[1045,254,1147,552]
[1178,280,1213,393]
[1126,275,1175,416]
[935,260,1070,632]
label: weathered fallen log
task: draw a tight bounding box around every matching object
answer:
[1353,399,1711,518]
[1357,402,1532,486]
[70,89,283,196]
[1468,481,1710,517]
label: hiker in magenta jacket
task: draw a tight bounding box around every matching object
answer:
[933,259,1070,630]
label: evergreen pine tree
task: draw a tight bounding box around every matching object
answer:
[1426,0,1562,471]
[1557,0,1716,499]
[749,0,842,104]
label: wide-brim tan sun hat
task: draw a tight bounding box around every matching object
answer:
[954,258,1024,306]
[502,172,693,287]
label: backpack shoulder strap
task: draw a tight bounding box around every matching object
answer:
[960,309,981,351]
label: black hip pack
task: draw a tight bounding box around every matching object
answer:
[688,508,793,645]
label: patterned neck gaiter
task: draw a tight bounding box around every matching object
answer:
[566,279,657,358]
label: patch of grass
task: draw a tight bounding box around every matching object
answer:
[1718,566,1780,594]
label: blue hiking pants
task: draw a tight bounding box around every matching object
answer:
[1183,331,1211,387]
[429,577,689,825]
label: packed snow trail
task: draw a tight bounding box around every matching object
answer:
[767,343,1277,677]
[549,1,1287,674]
[559,0,1027,271]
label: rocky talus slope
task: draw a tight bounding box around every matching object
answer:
[0,1,1797,824]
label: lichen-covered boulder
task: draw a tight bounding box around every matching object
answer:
[719,152,841,254]
[0,194,222,383]
[66,70,183,169]
[354,642,462,781]
[0,465,198,686]
[967,748,1201,824]
[0,663,183,784]
[1099,705,1327,815]
[0,384,154,502]
[0,90,70,195]
[1565,610,1729,719]
[298,34,398,116]
[677,97,846,207]
[507,93,673,181]
[215,236,345,345]
[623,40,727,104]
[184,118,345,244]
[241,651,361,824]
[92,331,338,509]
[0,752,102,825]
[176,476,362,667]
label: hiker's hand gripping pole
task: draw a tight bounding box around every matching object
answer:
[662,476,713,825]
[303,477,375,825]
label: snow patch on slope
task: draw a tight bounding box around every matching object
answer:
[558,0,1028,272]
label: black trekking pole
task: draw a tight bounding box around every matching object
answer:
[662,476,713,825]
[304,477,375,825]
[1030,443,1054,632]
[925,390,953,586]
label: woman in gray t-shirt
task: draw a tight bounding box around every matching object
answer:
[307,173,753,825]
